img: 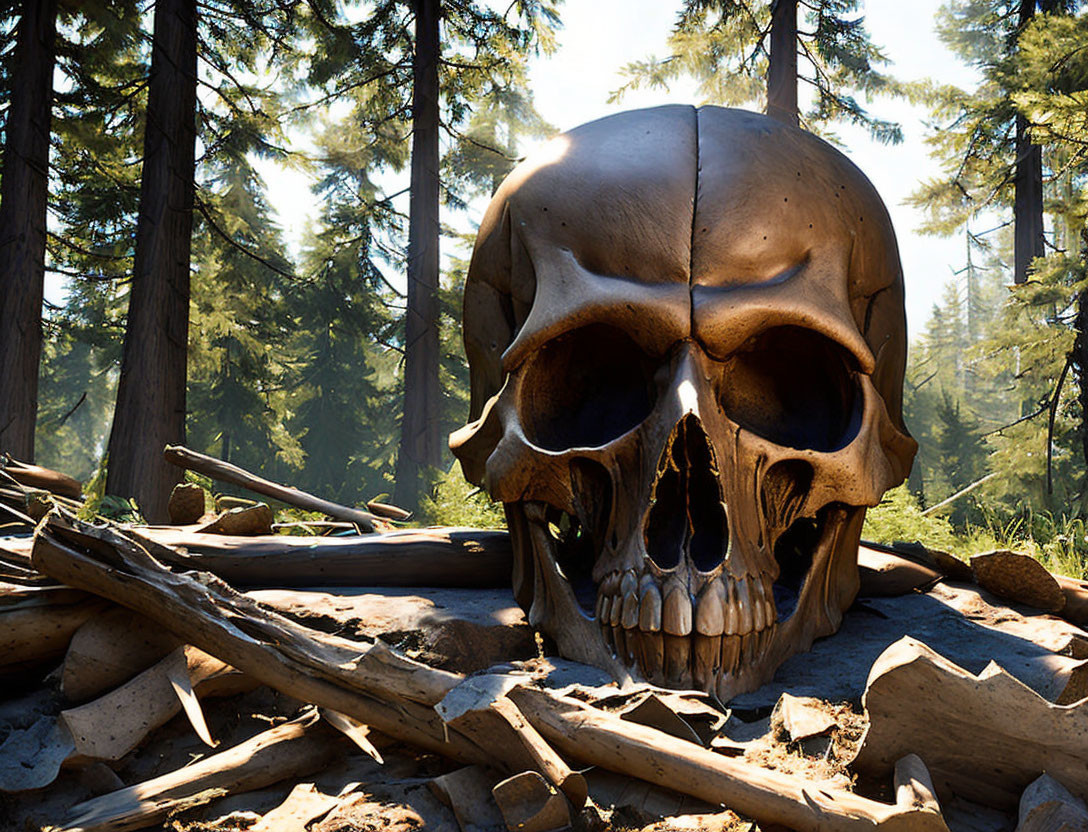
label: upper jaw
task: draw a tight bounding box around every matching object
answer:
[518,497,862,701]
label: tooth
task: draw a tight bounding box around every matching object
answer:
[600,620,614,653]
[620,570,638,597]
[639,581,662,632]
[609,594,623,627]
[741,632,758,667]
[613,626,629,664]
[695,578,726,636]
[723,580,740,635]
[664,634,691,687]
[720,634,741,676]
[735,578,754,634]
[758,626,774,659]
[764,598,776,629]
[663,583,692,636]
[637,631,665,684]
[751,580,767,632]
[602,571,620,595]
[621,591,640,629]
[693,634,721,690]
[764,574,778,623]
[597,594,610,623]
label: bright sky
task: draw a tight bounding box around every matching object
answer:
[261,0,978,340]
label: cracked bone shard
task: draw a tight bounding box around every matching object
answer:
[450,105,917,700]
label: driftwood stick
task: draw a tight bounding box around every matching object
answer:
[61,710,344,832]
[508,687,949,832]
[163,445,377,531]
[127,525,512,588]
[33,512,951,832]
[32,514,484,764]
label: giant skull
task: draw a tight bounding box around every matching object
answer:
[451,106,916,700]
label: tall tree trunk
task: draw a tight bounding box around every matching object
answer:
[0,0,57,462]
[1013,0,1045,285]
[105,0,198,522]
[394,0,442,513]
[766,0,798,127]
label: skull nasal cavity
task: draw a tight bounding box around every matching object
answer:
[643,414,728,572]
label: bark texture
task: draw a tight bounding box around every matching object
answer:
[394,0,443,512]
[766,0,798,127]
[1013,0,1045,285]
[105,0,198,522]
[0,0,58,461]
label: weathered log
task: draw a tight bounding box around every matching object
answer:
[0,582,103,668]
[60,710,345,832]
[852,636,1088,810]
[857,545,942,597]
[1054,573,1088,627]
[125,524,513,588]
[1,458,82,499]
[34,512,954,832]
[163,444,377,531]
[860,539,973,583]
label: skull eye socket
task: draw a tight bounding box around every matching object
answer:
[519,324,656,450]
[720,326,860,452]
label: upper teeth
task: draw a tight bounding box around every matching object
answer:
[596,569,778,696]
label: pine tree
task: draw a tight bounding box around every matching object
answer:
[0,0,57,461]
[105,0,199,522]
[612,0,902,142]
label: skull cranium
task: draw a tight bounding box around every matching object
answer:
[451,105,916,699]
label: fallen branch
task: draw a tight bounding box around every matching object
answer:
[60,709,345,832]
[32,511,952,832]
[127,524,512,588]
[163,445,378,531]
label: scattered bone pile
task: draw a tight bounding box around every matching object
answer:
[3,453,1088,832]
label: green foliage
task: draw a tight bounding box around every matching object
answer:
[612,0,904,142]
[420,463,506,529]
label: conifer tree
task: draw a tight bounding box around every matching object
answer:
[0,0,57,461]
[105,0,198,522]
[613,0,902,142]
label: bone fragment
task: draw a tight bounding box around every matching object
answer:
[492,771,572,832]
[59,710,344,832]
[971,550,1066,613]
[195,503,274,536]
[861,539,973,583]
[319,708,384,763]
[429,765,507,832]
[774,692,837,743]
[853,636,1088,810]
[168,483,206,524]
[250,782,343,832]
[126,524,512,588]
[61,607,181,702]
[163,444,378,531]
[61,644,252,764]
[34,511,954,832]
[1016,773,1088,832]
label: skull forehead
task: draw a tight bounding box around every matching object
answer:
[692,108,899,295]
[493,104,696,288]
